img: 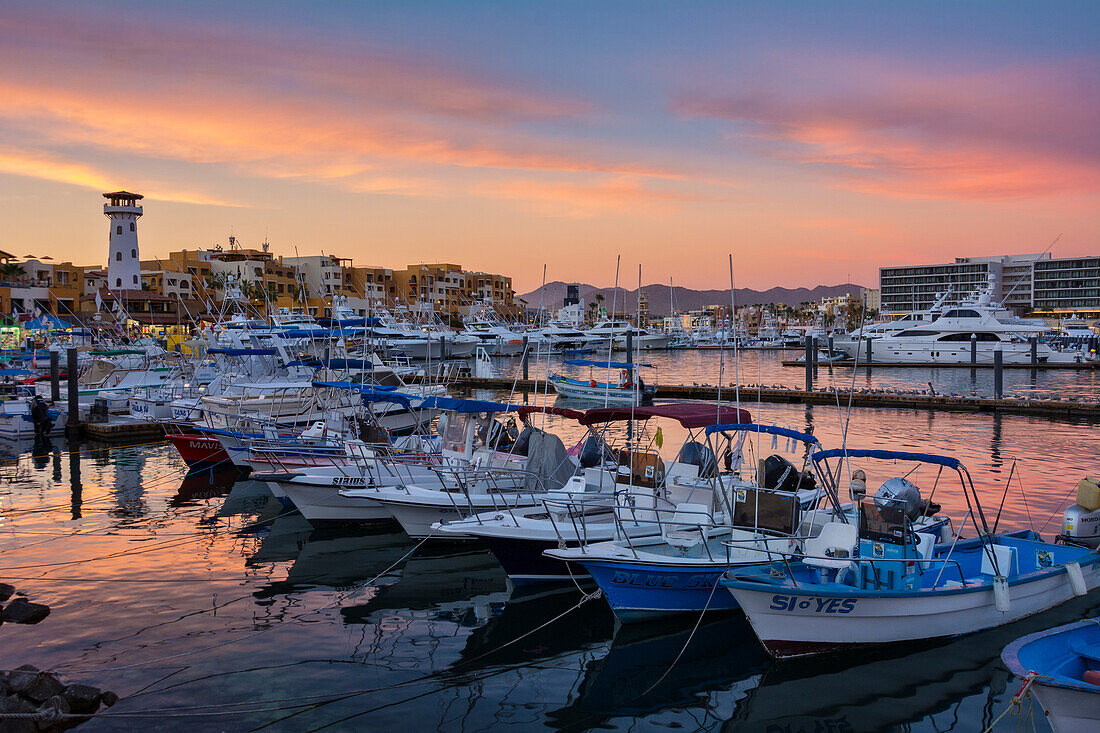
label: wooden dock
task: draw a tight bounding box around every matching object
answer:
[454,377,1100,420]
[79,418,167,443]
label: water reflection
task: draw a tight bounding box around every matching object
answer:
[458,585,614,670]
[345,546,509,620]
[550,615,766,729]
[170,468,239,507]
[722,594,1100,731]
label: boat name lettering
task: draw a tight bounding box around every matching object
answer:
[769,594,857,614]
[188,441,217,449]
[332,477,367,486]
[609,571,676,588]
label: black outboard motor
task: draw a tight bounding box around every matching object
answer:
[675,441,717,478]
[761,454,816,492]
[30,396,52,440]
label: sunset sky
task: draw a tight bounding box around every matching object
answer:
[1,1,1097,292]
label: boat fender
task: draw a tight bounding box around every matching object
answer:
[590,380,597,388]
[1066,561,1087,596]
[993,576,1010,612]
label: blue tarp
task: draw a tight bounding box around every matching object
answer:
[705,423,819,445]
[318,358,374,370]
[416,396,521,414]
[811,448,963,470]
[23,314,72,330]
[311,381,413,408]
[563,359,638,369]
[208,348,278,356]
[0,368,36,376]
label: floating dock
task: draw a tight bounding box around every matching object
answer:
[455,377,1100,420]
[780,359,1098,369]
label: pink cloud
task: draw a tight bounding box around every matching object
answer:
[677,58,1100,199]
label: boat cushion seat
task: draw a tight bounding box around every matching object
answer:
[1083,670,1100,686]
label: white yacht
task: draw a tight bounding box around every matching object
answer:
[1059,315,1095,339]
[586,320,671,351]
[861,288,1084,364]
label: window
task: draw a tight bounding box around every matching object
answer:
[129,223,135,232]
[116,278,122,287]
[116,225,122,235]
[131,249,137,258]
[116,252,122,261]
[133,275,138,285]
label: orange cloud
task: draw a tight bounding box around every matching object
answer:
[0,146,240,207]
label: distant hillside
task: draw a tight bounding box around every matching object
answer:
[517,282,866,316]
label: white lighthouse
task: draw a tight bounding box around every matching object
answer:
[104,191,143,290]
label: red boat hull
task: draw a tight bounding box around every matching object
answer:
[168,433,232,469]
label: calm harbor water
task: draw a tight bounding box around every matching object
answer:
[1,398,1098,731]
[492,348,1100,401]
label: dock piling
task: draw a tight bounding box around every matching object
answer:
[65,348,80,436]
[994,348,1004,399]
[1029,336,1038,366]
[866,337,872,364]
[804,337,813,391]
[521,336,529,381]
[50,351,60,402]
[971,333,978,365]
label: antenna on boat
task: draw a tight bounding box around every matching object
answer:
[603,255,620,409]
[729,254,740,425]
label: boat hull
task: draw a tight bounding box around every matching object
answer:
[477,536,584,582]
[582,559,737,623]
[727,559,1100,659]
[167,433,232,469]
[278,481,392,524]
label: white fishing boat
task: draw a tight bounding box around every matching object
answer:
[342,399,566,538]
[548,359,656,406]
[0,398,67,439]
[722,449,1100,658]
[436,404,754,582]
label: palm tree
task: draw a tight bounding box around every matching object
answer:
[0,263,25,283]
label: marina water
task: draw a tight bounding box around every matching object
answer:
[1,392,1097,731]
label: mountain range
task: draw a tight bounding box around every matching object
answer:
[517,282,866,317]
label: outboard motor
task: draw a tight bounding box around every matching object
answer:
[761,455,815,493]
[675,441,717,478]
[1061,477,1100,548]
[875,477,926,521]
[483,419,518,451]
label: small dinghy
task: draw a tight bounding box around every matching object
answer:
[1001,618,1100,733]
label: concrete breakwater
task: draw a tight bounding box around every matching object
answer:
[455,377,1100,420]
